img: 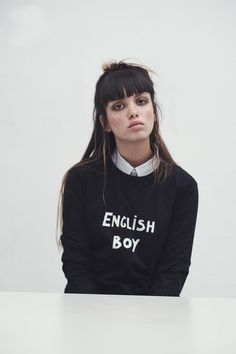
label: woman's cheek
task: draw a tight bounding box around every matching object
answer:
[112,118,123,129]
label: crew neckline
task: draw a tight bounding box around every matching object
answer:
[109,157,156,181]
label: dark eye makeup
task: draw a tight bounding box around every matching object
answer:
[111,97,149,111]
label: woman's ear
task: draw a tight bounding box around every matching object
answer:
[99,115,111,132]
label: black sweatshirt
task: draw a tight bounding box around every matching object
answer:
[60,158,199,296]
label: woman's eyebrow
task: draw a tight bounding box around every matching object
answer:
[133,92,148,97]
[111,93,148,103]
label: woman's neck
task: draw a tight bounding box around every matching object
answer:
[116,141,153,167]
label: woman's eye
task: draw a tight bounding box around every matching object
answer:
[138,99,148,105]
[112,99,148,110]
[113,103,123,110]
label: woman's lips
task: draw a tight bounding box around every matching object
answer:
[128,121,144,128]
[129,124,144,129]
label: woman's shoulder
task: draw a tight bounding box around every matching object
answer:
[66,157,104,180]
[171,164,198,189]
[62,158,104,193]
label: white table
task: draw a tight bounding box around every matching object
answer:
[0,291,236,354]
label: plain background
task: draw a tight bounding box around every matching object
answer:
[0,0,235,297]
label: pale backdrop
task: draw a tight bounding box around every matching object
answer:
[0,0,235,297]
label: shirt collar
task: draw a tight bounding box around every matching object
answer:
[111,149,159,176]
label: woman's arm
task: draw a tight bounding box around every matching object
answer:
[148,180,199,296]
[60,168,97,294]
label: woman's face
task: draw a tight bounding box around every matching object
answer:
[100,91,155,145]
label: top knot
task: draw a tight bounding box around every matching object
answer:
[101,61,129,73]
[101,62,112,72]
[100,59,157,78]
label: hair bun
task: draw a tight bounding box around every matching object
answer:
[101,61,129,73]
[101,62,113,72]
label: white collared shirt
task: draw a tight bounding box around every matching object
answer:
[111,149,159,177]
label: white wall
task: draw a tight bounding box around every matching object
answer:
[0,0,235,297]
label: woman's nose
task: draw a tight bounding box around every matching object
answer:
[128,102,139,119]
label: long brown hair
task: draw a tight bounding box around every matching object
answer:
[56,59,178,250]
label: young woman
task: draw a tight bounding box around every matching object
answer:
[57,59,199,296]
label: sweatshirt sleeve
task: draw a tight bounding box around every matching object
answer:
[60,168,97,294]
[148,179,199,297]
